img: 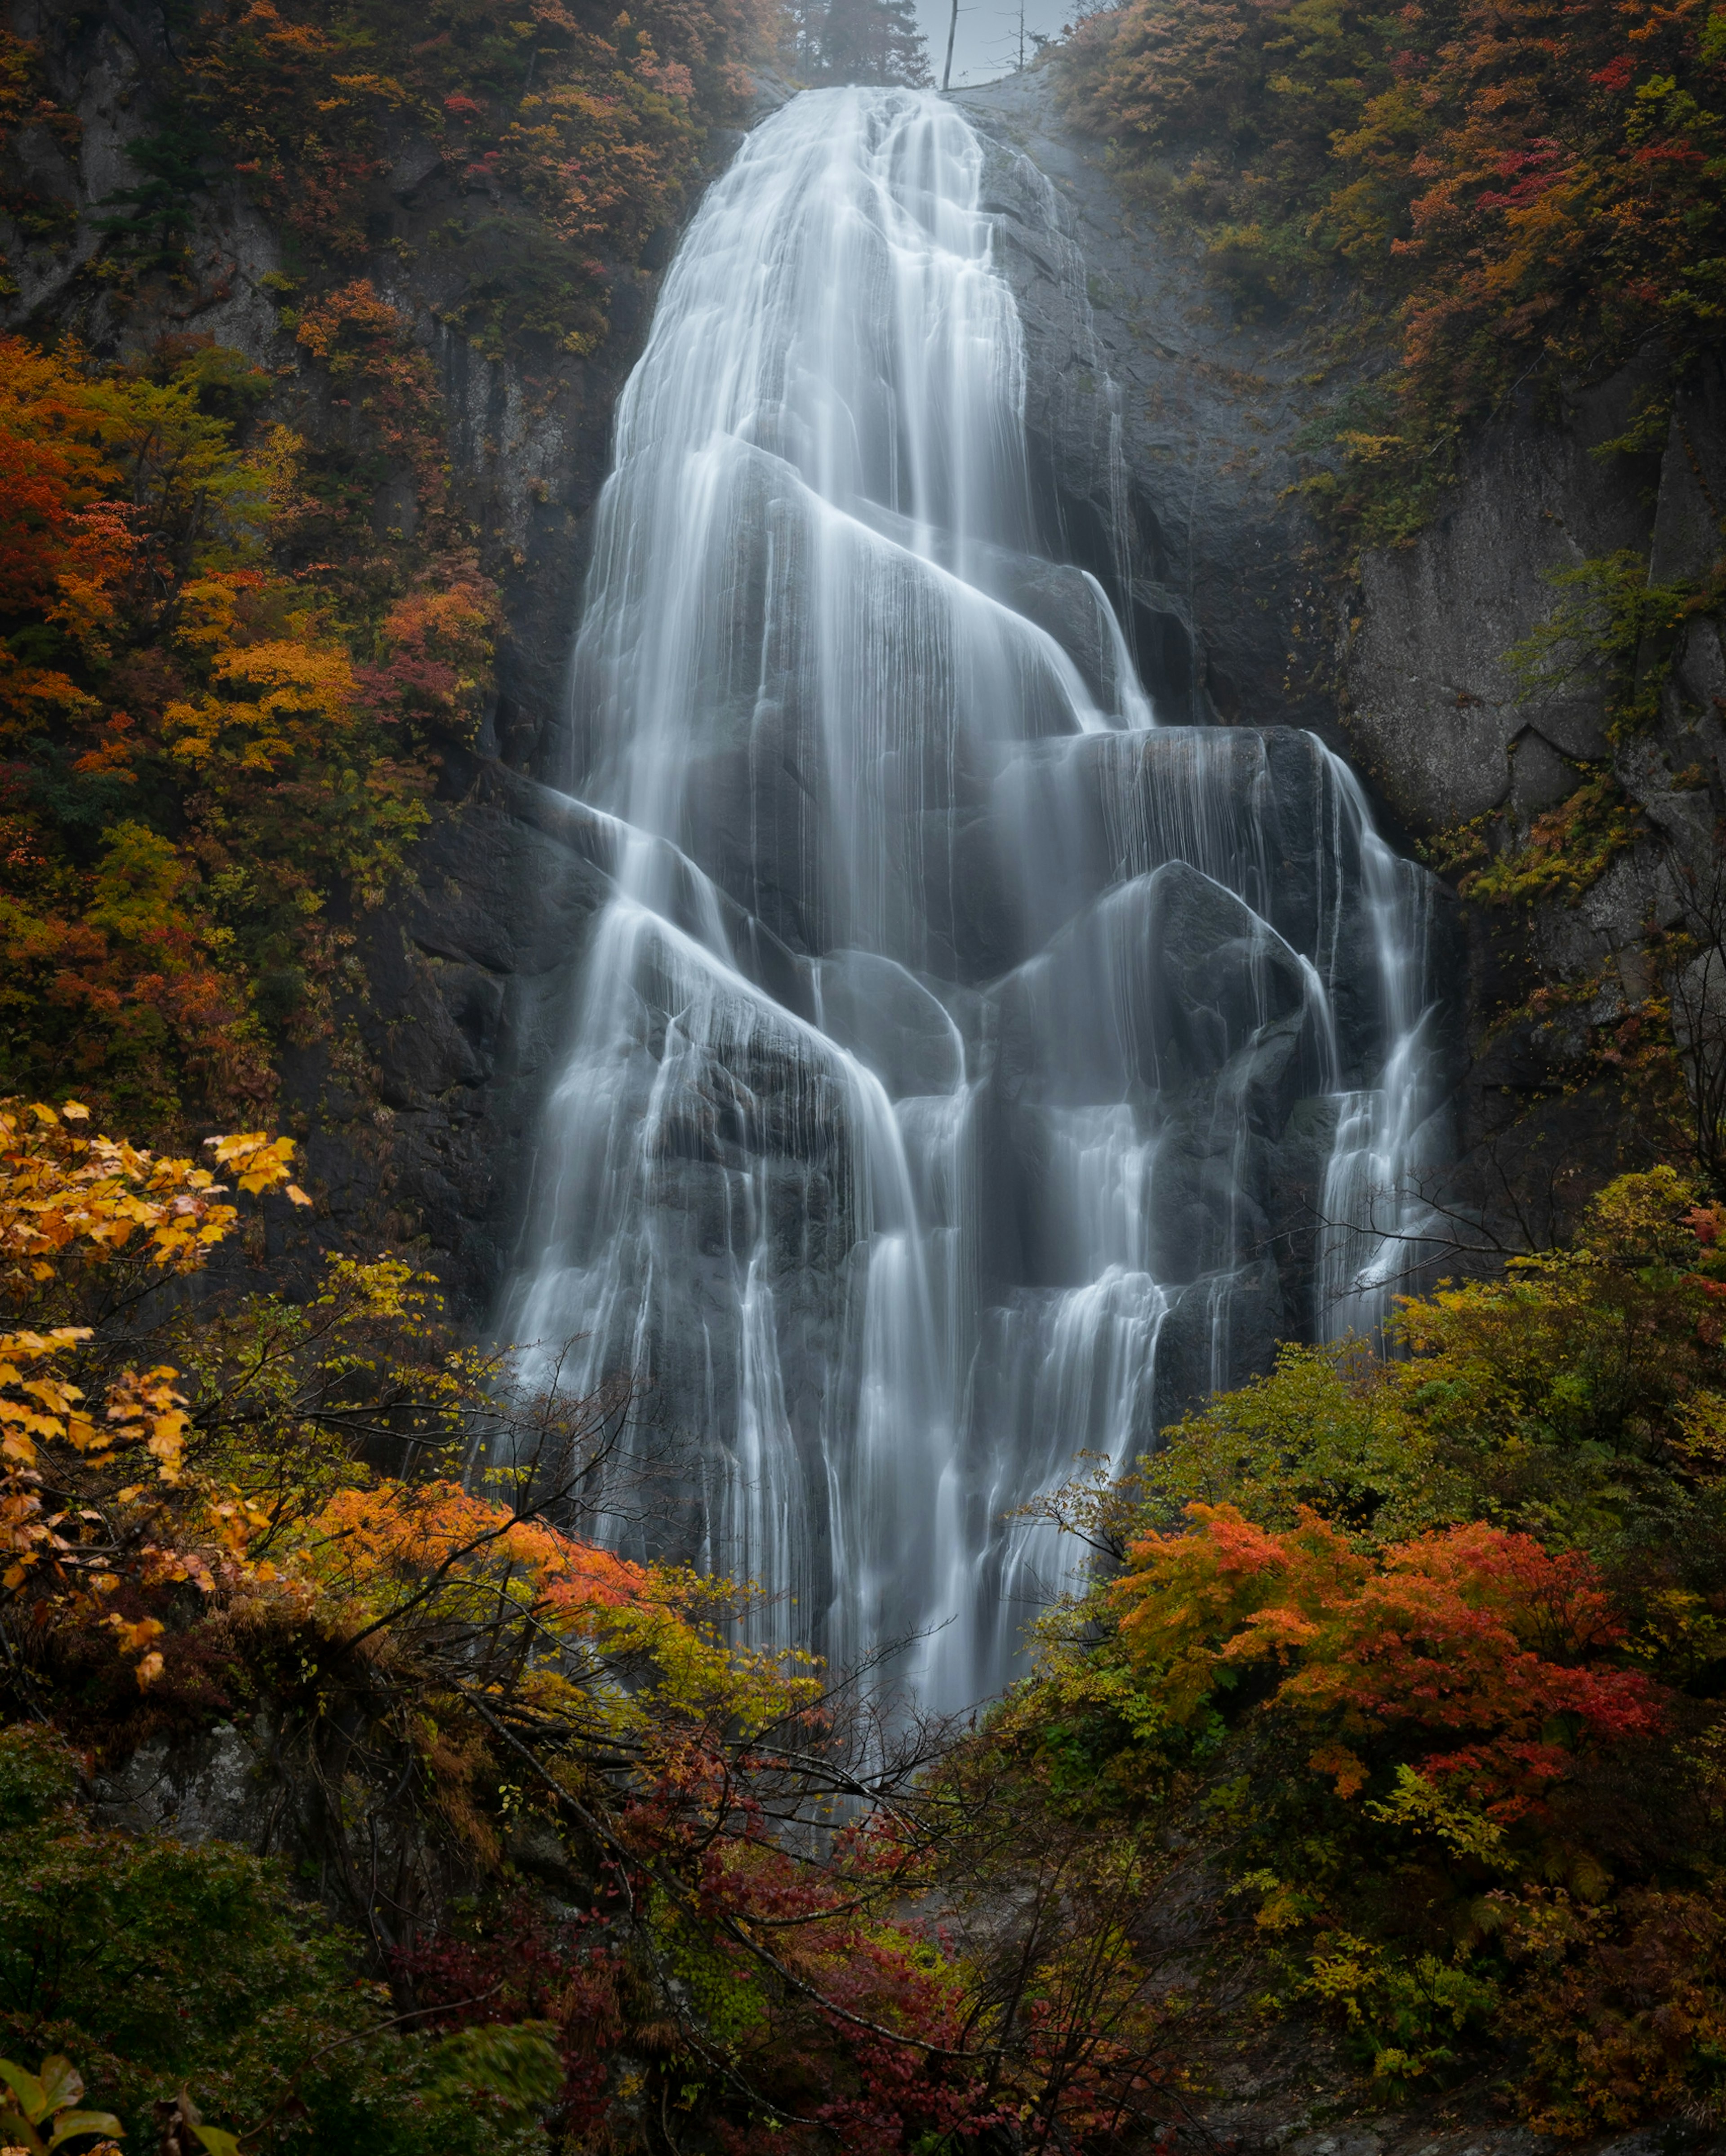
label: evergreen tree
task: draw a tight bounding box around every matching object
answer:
[790,0,931,85]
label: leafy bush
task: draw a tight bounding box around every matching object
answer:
[0,2050,123,2156]
[0,1728,560,2156]
[0,334,494,1127]
[984,1168,1726,2128]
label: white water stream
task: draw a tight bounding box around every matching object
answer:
[505,87,1447,1709]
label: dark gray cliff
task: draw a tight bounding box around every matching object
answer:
[961,66,1724,1237]
[956,71,1343,743]
[2,0,789,1313]
[11,8,1714,1311]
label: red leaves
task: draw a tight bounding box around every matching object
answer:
[395,1898,628,2135]
[1065,0,1726,538]
[1628,137,1708,163]
[0,341,138,723]
[1115,1506,1666,1819]
[353,561,502,742]
[1476,136,1572,208]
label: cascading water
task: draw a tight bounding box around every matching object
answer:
[505,86,1450,1711]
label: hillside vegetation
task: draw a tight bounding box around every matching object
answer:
[4,1114,1726,2150]
[0,0,786,1136]
[1,0,1726,2150]
[1063,0,1726,546]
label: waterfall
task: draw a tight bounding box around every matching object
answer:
[505,87,1448,1711]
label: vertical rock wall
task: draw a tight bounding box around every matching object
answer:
[961,67,1723,1242]
[11,3,1713,1310]
[1,0,787,1312]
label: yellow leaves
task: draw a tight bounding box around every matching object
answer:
[313,1255,422,1321]
[1309,1740,1370,1799]
[1628,1584,1726,1682]
[202,1486,276,1565]
[253,422,307,507]
[1,1099,306,1295]
[1674,1390,1726,1477]
[213,635,357,736]
[1333,428,1411,462]
[0,1104,312,1600]
[0,1330,92,1468]
[326,70,411,106]
[162,568,369,794]
[165,590,359,775]
[168,570,252,659]
[2,1329,188,1492]
[99,1366,190,1483]
[106,1612,166,1686]
[208,1131,310,1201]
[1576,1163,1697,1261]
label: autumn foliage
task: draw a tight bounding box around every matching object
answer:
[2,1097,1139,2153]
[1063,0,1726,541]
[997,1169,1726,2123]
[1114,1507,1666,1818]
[0,332,496,1126]
[173,0,776,357]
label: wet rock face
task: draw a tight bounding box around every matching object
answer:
[956,74,1345,743]
[1343,371,1663,831]
[480,86,1454,1704]
[1338,352,1726,1220]
[1339,352,1725,856]
[270,762,615,1295]
[959,67,1724,1233]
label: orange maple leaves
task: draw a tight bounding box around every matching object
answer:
[1114,1503,1666,1818]
[311,1478,654,1624]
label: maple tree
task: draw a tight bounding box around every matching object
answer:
[0,1095,1185,2152]
[1113,1507,1666,1812]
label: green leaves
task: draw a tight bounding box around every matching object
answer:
[422,2024,562,2117]
[0,2053,123,2153]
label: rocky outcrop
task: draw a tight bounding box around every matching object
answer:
[958,71,1343,742]
[1339,355,1726,1224]
[961,66,1725,1236]
[12,2,1714,1311]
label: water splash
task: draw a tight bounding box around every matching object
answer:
[504,86,1448,1711]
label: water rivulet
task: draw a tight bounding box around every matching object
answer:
[505,87,1450,1710]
